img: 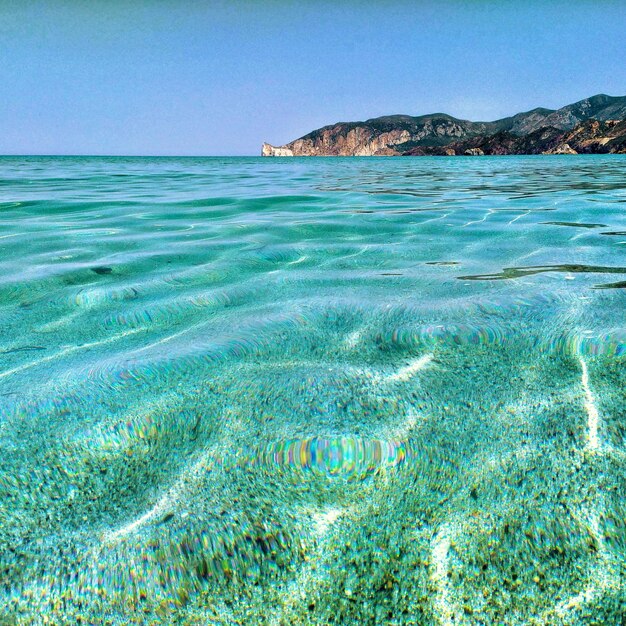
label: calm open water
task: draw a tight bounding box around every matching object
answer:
[0,155,625,624]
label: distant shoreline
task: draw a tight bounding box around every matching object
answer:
[262,94,626,157]
[1,153,625,160]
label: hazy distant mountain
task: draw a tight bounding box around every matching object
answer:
[262,94,626,156]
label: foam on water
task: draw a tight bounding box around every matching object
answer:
[1,155,625,624]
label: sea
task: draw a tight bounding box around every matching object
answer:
[0,155,624,624]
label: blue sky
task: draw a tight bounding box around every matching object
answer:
[1,1,624,155]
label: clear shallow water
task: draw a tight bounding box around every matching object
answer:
[0,155,625,624]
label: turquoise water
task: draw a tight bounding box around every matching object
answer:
[0,155,625,624]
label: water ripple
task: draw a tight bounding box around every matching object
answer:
[1,156,626,624]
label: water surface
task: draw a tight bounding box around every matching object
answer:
[1,155,625,624]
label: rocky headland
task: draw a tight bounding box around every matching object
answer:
[262,94,626,156]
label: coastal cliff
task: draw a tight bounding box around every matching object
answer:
[262,94,626,156]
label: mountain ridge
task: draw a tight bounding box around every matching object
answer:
[262,94,626,156]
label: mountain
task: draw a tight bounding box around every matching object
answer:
[261,95,626,156]
[404,119,626,156]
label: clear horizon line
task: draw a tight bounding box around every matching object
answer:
[0,153,262,158]
[0,153,621,159]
